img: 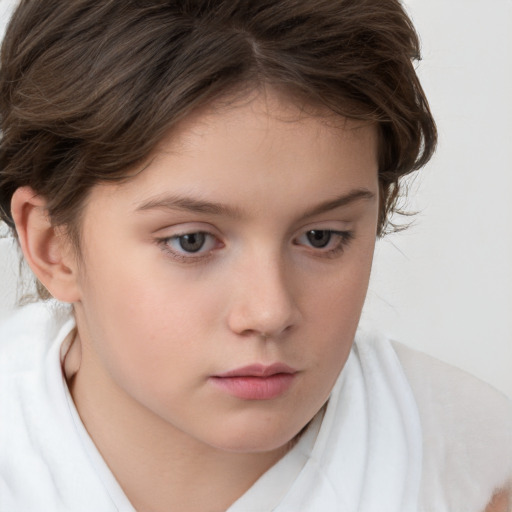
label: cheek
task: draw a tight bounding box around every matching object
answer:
[77,246,222,380]
[299,244,374,356]
[97,277,216,350]
[304,246,374,319]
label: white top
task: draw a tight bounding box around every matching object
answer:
[1,301,511,511]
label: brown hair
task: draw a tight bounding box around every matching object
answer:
[0,0,436,299]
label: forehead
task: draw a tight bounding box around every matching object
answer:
[83,90,379,222]
[167,87,376,153]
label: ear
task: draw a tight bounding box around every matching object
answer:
[11,186,81,303]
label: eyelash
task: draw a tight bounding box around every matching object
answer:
[156,232,220,263]
[156,229,354,264]
[294,230,354,258]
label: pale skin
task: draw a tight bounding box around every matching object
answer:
[11,90,509,512]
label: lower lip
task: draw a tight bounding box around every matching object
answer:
[210,373,295,400]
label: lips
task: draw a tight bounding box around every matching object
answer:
[210,363,297,400]
[215,363,297,378]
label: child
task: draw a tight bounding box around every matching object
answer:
[0,1,510,511]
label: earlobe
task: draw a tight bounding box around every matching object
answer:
[11,187,81,303]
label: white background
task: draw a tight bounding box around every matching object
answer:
[0,0,511,397]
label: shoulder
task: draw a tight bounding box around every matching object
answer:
[392,340,512,425]
[391,340,512,446]
[0,302,118,510]
[392,341,512,512]
[0,300,73,372]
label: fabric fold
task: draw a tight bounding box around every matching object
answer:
[272,330,423,511]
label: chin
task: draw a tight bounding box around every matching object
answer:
[207,416,310,455]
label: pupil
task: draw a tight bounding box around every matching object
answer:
[179,233,205,253]
[307,230,331,248]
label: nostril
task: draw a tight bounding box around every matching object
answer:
[226,262,300,338]
[235,322,295,342]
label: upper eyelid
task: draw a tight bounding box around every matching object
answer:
[156,226,352,240]
[294,229,353,244]
[151,214,353,232]
[152,221,221,236]
[154,221,354,242]
[164,231,219,245]
[291,220,353,239]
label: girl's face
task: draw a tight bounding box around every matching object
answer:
[71,91,379,453]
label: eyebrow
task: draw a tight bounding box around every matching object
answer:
[298,188,376,220]
[135,194,244,218]
[135,188,375,219]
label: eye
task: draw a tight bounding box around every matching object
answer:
[171,233,209,253]
[157,231,222,261]
[294,229,353,256]
[305,230,333,248]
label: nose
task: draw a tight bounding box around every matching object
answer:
[226,251,300,340]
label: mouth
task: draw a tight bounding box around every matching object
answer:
[210,363,297,400]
